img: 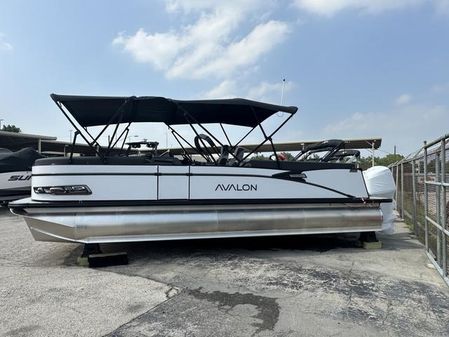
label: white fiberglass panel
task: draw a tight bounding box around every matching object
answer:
[32,165,157,175]
[32,175,157,201]
[0,171,31,190]
[158,166,189,200]
[190,175,343,199]
[190,166,284,176]
[304,169,368,198]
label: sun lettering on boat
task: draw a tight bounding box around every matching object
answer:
[214,184,257,192]
[8,175,32,181]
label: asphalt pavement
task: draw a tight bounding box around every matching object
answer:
[0,207,448,337]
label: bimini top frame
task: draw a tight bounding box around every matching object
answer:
[50,94,298,167]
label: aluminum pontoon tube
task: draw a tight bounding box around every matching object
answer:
[13,203,384,243]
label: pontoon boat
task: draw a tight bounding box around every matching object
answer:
[10,94,394,243]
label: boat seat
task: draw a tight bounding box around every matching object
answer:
[248,159,356,171]
[227,146,246,166]
[217,145,229,166]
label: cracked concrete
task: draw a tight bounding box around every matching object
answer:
[1,207,449,337]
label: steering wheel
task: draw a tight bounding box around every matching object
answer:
[194,134,219,163]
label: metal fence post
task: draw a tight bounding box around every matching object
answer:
[395,164,400,211]
[441,138,447,277]
[412,159,418,235]
[401,135,449,287]
[401,162,404,220]
[436,150,442,265]
[424,141,429,251]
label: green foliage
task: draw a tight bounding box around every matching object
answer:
[1,124,21,133]
[251,152,295,161]
[251,153,270,160]
[358,153,404,170]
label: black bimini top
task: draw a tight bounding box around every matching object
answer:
[51,94,298,128]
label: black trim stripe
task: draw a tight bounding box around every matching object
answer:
[33,172,157,176]
[156,166,159,198]
[188,166,191,199]
[301,181,356,199]
[0,189,30,197]
[9,198,393,209]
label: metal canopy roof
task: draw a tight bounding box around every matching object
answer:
[0,131,123,155]
[158,138,382,155]
[51,94,298,128]
[0,131,56,152]
[0,130,381,157]
[256,138,382,152]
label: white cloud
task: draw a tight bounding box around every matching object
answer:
[165,0,262,13]
[321,104,449,155]
[203,80,238,98]
[165,0,215,12]
[432,82,449,94]
[434,0,449,14]
[395,93,412,106]
[247,80,294,102]
[203,79,294,103]
[175,20,289,79]
[113,1,290,80]
[0,34,13,52]
[113,30,181,70]
[293,0,436,16]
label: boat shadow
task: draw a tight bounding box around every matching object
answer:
[64,229,423,266]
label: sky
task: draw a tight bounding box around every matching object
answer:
[1,0,449,156]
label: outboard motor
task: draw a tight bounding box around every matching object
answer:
[363,166,396,234]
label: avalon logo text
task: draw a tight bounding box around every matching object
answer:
[215,183,257,192]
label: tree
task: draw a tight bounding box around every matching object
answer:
[251,153,270,160]
[251,151,295,161]
[376,154,404,166]
[1,124,21,133]
[358,154,404,170]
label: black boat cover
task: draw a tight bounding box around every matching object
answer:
[0,147,43,173]
[51,94,298,128]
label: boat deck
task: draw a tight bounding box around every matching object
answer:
[1,207,448,337]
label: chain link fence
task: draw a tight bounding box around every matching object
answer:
[390,134,449,287]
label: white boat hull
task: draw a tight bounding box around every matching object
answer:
[10,163,389,243]
[30,164,369,202]
[0,171,32,202]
